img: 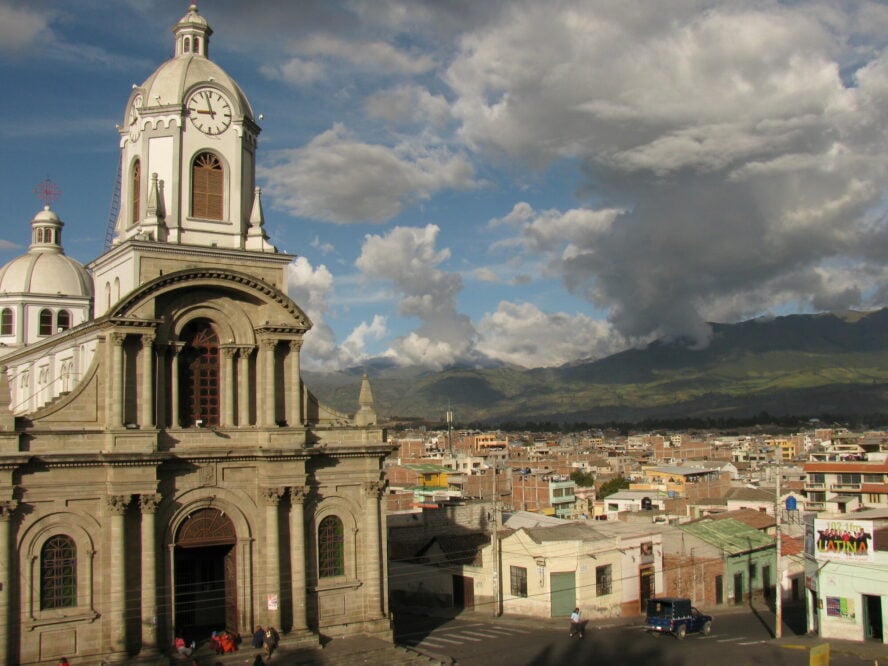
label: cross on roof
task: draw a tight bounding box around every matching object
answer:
[34,178,61,207]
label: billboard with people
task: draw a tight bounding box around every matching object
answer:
[814,519,874,562]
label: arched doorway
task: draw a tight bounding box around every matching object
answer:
[174,508,237,638]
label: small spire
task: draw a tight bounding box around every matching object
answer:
[139,172,168,241]
[245,187,276,252]
[354,373,377,427]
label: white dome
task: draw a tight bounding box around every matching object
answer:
[0,253,93,298]
[138,56,253,120]
[0,206,93,298]
[132,4,253,123]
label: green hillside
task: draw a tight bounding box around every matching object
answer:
[303,309,888,424]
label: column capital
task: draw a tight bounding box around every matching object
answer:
[288,339,303,352]
[262,487,286,505]
[169,341,185,355]
[141,333,156,347]
[0,499,19,520]
[289,486,308,504]
[108,331,126,346]
[139,493,162,514]
[221,346,237,360]
[259,338,277,352]
[237,346,253,359]
[362,480,387,499]
[106,494,131,515]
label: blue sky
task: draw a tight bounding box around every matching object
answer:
[1,1,886,371]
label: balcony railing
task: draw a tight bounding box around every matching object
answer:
[830,483,861,491]
[805,483,825,489]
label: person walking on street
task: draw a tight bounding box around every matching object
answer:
[569,607,583,638]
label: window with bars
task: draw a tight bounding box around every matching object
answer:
[56,310,71,332]
[39,309,53,336]
[0,308,12,335]
[318,516,344,578]
[595,564,612,596]
[510,565,527,597]
[192,152,224,220]
[41,535,77,609]
[180,320,220,427]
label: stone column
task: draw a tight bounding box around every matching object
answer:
[155,346,168,428]
[362,481,385,619]
[221,348,236,427]
[263,487,285,628]
[287,340,303,427]
[259,339,277,427]
[169,343,182,427]
[288,486,308,631]
[107,494,131,653]
[0,501,18,665]
[237,348,251,426]
[140,334,155,428]
[107,332,126,428]
[139,493,161,654]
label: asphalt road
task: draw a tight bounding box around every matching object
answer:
[393,608,878,666]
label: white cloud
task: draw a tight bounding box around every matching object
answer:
[299,34,436,76]
[356,224,477,369]
[445,3,888,345]
[0,5,50,54]
[477,301,627,367]
[261,123,476,223]
[365,84,452,128]
[261,57,327,86]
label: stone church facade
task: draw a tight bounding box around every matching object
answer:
[0,6,391,664]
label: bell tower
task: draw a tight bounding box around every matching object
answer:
[90,3,287,317]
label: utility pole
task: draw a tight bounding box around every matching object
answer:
[492,465,502,616]
[446,406,453,456]
[775,447,783,639]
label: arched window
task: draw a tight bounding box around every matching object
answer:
[39,309,53,336]
[0,308,12,335]
[104,283,111,311]
[184,36,191,53]
[194,37,201,54]
[191,152,224,220]
[41,535,77,609]
[132,159,141,225]
[56,310,71,332]
[179,320,219,427]
[318,516,344,578]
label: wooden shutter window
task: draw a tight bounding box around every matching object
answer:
[192,152,224,220]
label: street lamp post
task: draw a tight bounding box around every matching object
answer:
[774,448,783,639]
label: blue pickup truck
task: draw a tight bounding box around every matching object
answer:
[645,598,712,639]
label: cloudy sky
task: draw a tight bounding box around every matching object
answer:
[1,1,886,371]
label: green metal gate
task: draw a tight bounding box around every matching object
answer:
[550,571,576,617]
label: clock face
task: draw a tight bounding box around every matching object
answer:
[187,88,232,135]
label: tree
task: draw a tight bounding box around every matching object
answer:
[598,475,630,498]
[570,469,595,487]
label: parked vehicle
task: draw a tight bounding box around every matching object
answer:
[645,597,712,639]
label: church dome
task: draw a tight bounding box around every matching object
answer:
[135,4,253,121]
[0,207,93,298]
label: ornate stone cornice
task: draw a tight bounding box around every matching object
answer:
[111,268,310,330]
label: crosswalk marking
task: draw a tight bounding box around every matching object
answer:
[461,630,502,639]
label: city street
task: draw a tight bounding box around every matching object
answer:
[394,607,882,666]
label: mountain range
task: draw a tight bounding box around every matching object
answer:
[302,309,888,425]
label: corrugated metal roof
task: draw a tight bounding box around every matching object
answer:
[403,463,452,473]
[679,518,774,554]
